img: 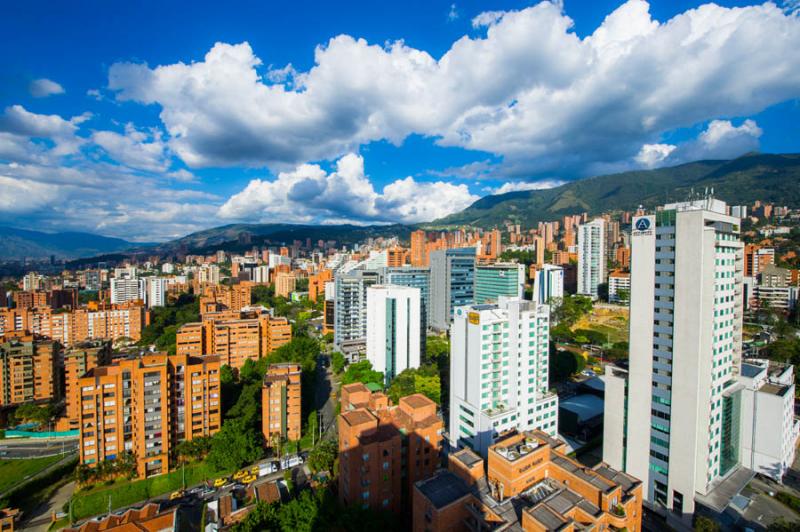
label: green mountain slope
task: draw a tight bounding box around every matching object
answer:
[432,153,800,228]
[150,223,413,256]
[0,226,143,259]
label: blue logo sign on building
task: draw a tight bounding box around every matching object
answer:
[632,216,654,237]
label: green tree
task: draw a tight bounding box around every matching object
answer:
[330,352,346,374]
[307,440,337,473]
[341,360,383,387]
[694,516,720,532]
[208,417,263,471]
[386,366,441,404]
[767,518,800,532]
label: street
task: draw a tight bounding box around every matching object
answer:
[0,438,78,459]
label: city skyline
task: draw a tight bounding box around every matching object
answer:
[2,0,800,241]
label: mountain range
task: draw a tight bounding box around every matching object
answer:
[0,226,142,260]
[6,153,800,261]
[432,153,800,228]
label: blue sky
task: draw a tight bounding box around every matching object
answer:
[1,0,799,241]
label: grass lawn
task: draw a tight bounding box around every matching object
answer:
[71,461,230,521]
[0,454,64,494]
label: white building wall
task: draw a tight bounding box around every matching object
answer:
[448,297,557,457]
[110,278,145,304]
[533,265,564,304]
[365,285,421,382]
[577,219,607,299]
[602,366,628,471]
[146,277,168,308]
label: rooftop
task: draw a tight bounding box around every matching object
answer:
[416,471,472,510]
[452,448,483,469]
[760,382,791,396]
[400,393,434,409]
[340,408,376,428]
[741,363,764,379]
[559,394,604,422]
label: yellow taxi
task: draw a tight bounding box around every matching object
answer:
[233,470,247,480]
[213,477,227,488]
[243,474,257,484]
[169,490,184,500]
[250,465,259,474]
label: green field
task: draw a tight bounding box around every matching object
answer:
[72,461,231,521]
[0,454,64,494]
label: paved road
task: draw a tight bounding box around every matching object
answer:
[22,481,75,532]
[314,354,338,440]
[0,438,78,459]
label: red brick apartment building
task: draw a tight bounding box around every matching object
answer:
[262,363,302,447]
[78,353,221,478]
[338,383,443,515]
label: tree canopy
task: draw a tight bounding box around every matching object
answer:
[386,365,441,404]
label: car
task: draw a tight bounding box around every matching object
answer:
[250,465,260,474]
[169,490,184,500]
[233,470,247,480]
[213,477,227,488]
[243,474,257,483]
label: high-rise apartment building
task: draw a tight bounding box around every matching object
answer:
[110,278,145,305]
[410,230,427,267]
[0,334,60,406]
[274,272,297,298]
[333,269,380,349]
[176,311,291,369]
[308,269,332,302]
[338,385,443,514]
[366,285,422,383]
[384,266,430,330]
[429,248,475,331]
[262,363,302,447]
[78,353,221,478]
[63,340,112,430]
[532,264,564,304]
[449,297,558,456]
[577,219,607,299]
[603,199,749,519]
[145,277,168,308]
[474,263,525,305]
[199,283,252,316]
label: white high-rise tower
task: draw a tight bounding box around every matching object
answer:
[449,296,558,456]
[577,219,607,299]
[366,285,422,383]
[604,198,745,518]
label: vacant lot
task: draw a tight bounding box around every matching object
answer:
[572,305,629,345]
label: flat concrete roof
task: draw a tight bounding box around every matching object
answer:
[415,471,471,510]
[452,448,482,469]
[559,394,604,422]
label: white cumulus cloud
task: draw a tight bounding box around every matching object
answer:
[92,123,170,172]
[489,179,565,195]
[105,0,800,178]
[29,78,65,98]
[636,119,762,168]
[218,153,478,224]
